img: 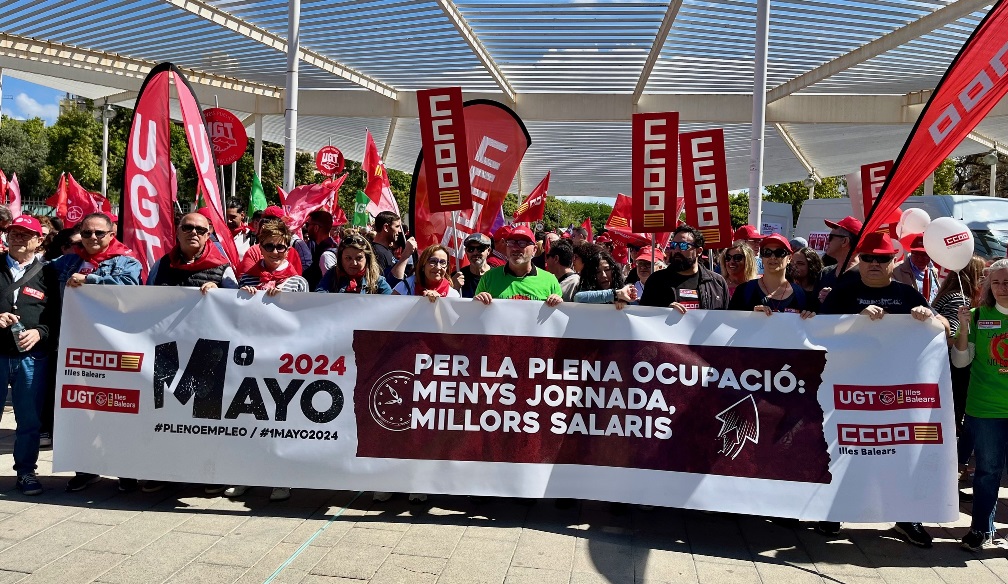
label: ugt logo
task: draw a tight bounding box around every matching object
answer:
[153,339,343,423]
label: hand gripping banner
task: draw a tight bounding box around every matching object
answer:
[411,100,531,265]
[861,1,1008,237]
[122,63,239,277]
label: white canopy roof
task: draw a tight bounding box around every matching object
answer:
[1,0,1005,197]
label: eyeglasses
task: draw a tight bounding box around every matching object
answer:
[262,243,289,253]
[179,224,210,236]
[505,239,533,248]
[80,230,110,239]
[760,248,790,259]
[724,253,746,263]
[427,258,449,268]
[465,245,488,253]
[667,241,696,251]
[6,229,38,240]
[827,233,848,241]
[858,254,894,264]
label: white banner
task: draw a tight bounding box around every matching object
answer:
[55,287,956,522]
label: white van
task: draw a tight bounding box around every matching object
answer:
[794,195,1008,259]
[757,201,794,239]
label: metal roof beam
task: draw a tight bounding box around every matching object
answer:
[161,0,398,99]
[773,123,820,180]
[633,0,684,104]
[967,130,1008,156]
[767,0,990,103]
[433,0,515,101]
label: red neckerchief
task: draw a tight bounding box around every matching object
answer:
[244,259,299,289]
[343,266,365,293]
[416,276,451,297]
[168,243,230,272]
[75,238,134,265]
[230,224,249,238]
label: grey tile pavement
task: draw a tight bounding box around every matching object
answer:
[4,405,1008,583]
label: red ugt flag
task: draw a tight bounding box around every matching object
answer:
[363,129,400,216]
[513,171,550,223]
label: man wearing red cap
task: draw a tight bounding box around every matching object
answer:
[488,225,511,268]
[894,234,939,305]
[474,226,562,305]
[818,230,949,547]
[819,216,863,300]
[0,216,60,495]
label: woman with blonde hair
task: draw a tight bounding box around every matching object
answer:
[316,231,392,294]
[719,241,756,298]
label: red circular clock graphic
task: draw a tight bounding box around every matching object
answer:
[369,371,413,431]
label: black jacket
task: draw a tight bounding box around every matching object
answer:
[0,253,61,355]
[640,264,729,310]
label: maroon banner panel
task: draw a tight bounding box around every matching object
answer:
[417,87,472,213]
[860,160,893,224]
[862,1,1008,236]
[680,129,733,250]
[632,112,679,234]
[353,331,831,484]
[123,68,174,279]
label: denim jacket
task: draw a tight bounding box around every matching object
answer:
[51,253,143,294]
[315,270,391,295]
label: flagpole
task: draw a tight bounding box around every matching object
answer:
[650,233,655,267]
[450,211,461,272]
[214,96,226,201]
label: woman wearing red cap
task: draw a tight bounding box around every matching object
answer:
[727,234,815,318]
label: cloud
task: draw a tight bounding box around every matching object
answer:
[13,93,59,123]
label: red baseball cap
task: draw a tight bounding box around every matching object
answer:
[508,225,535,243]
[733,225,763,241]
[825,216,863,234]
[196,207,215,221]
[492,225,512,241]
[595,234,612,244]
[857,232,897,255]
[634,246,665,263]
[759,233,792,253]
[9,215,42,236]
[263,205,285,219]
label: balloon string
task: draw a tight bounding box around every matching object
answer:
[957,270,969,337]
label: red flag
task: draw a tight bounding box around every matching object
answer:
[411,101,531,268]
[46,173,68,219]
[632,112,679,233]
[863,1,1008,236]
[276,185,288,207]
[417,87,472,213]
[63,173,105,226]
[680,128,733,250]
[0,170,6,207]
[363,129,399,216]
[606,193,676,248]
[7,173,21,218]
[581,217,594,243]
[283,175,347,231]
[332,204,348,227]
[513,171,549,223]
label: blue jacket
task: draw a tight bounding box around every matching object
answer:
[316,270,391,295]
[51,252,143,294]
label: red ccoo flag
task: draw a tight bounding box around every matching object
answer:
[581,217,593,243]
[606,193,677,248]
[513,172,550,223]
[363,129,400,216]
[862,0,1008,237]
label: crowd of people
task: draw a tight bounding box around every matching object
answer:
[0,201,1002,553]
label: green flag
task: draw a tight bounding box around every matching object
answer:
[353,190,370,227]
[248,173,267,217]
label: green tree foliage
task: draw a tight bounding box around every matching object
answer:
[0,117,50,202]
[43,107,103,194]
[763,176,845,223]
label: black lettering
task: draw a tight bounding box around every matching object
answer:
[225,377,269,420]
[265,378,304,421]
[300,380,344,423]
[153,339,230,419]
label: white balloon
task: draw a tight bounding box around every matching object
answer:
[923,217,974,271]
[897,208,931,238]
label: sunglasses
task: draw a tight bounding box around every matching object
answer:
[80,230,111,239]
[859,253,894,264]
[827,233,848,241]
[179,224,210,236]
[505,239,533,248]
[760,248,790,259]
[724,253,746,263]
[667,241,696,251]
[262,243,289,253]
[466,244,488,253]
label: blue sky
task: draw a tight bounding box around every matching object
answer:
[2,77,64,125]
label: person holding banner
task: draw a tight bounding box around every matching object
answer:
[473,226,562,306]
[0,216,60,496]
[237,221,309,295]
[573,250,636,309]
[146,213,239,292]
[818,231,948,547]
[544,241,580,302]
[728,235,815,318]
[718,242,757,299]
[53,212,142,493]
[640,225,729,312]
[952,259,1008,551]
[392,244,460,301]
[316,232,393,295]
[452,233,493,299]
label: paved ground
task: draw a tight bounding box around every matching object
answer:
[3,406,1008,583]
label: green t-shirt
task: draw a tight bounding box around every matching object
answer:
[965,305,1008,418]
[474,264,561,301]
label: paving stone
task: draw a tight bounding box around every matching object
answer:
[97,532,221,584]
[510,529,575,571]
[932,560,1005,584]
[174,512,251,536]
[81,511,191,555]
[751,560,827,584]
[0,503,82,541]
[340,525,404,547]
[393,523,464,558]
[0,571,26,584]
[503,566,570,584]
[875,566,945,584]
[298,576,365,584]
[232,541,329,584]
[285,518,354,548]
[164,561,247,584]
[437,537,515,584]
[573,537,634,580]
[464,524,523,542]
[369,553,445,584]
[635,542,698,583]
[694,559,761,584]
[18,550,128,584]
[0,520,111,572]
[197,535,287,568]
[310,541,394,580]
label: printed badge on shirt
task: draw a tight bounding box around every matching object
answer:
[678,288,699,309]
[78,261,97,276]
[21,287,44,300]
[979,320,1002,330]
